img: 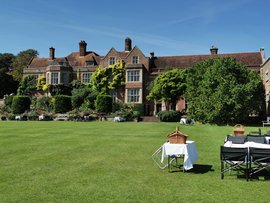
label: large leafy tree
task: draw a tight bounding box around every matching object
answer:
[11,49,39,82]
[147,69,187,110]
[185,57,265,124]
[0,53,18,98]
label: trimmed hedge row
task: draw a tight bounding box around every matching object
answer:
[157,110,181,122]
[11,96,31,114]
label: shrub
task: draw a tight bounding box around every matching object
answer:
[54,95,72,113]
[11,96,31,114]
[36,96,53,112]
[95,95,112,114]
[4,94,14,108]
[157,110,181,122]
[133,104,144,116]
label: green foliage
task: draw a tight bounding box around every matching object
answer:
[147,69,186,110]
[0,53,18,98]
[36,96,53,112]
[95,95,113,114]
[11,49,38,82]
[4,94,14,108]
[92,61,125,94]
[157,110,181,122]
[17,75,37,96]
[185,57,265,124]
[48,84,72,96]
[36,76,46,91]
[54,95,72,113]
[11,96,31,114]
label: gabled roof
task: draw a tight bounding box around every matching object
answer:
[154,52,262,71]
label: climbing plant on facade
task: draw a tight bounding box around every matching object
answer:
[91,61,125,94]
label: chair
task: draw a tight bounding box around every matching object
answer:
[249,147,270,179]
[220,146,249,181]
[246,135,266,144]
[225,135,246,144]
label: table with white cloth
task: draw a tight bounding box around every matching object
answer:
[161,141,198,171]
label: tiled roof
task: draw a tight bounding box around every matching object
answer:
[154,52,262,70]
[28,57,69,68]
[66,51,100,66]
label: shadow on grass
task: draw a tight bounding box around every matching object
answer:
[169,164,214,174]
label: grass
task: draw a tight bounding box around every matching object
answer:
[0,121,269,202]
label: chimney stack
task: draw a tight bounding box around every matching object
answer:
[125,37,132,52]
[49,47,55,60]
[260,48,265,63]
[79,40,87,56]
[150,52,155,58]
[210,46,218,55]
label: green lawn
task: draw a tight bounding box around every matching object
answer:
[0,121,268,202]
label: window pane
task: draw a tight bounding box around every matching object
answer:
[132,56,139,64]
[109,57,116,65]
[82,72,92,83]
[127,89,140,102]
[51,72,59,84]
[127,70,140,82]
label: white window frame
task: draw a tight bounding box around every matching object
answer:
[126,69,141,82]
[82,72,92,83]
[51,72,59,84]
[109,57,116,65]
[127,88,140,103]
[132,56,139,64]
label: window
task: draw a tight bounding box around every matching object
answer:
[61,73,69,84]
[127,89,140,102]
[127,70,140,82]
[51,72,59,84]
[132,56,139,64]
[109,57,116,65]
[110,90,117,102]
[86,60,94,66]
[82,72,92,83]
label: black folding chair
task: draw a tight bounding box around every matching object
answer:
[249,147,270,179]
[225,135,246,144]
[220,146,249,181]
[246,136,266,144]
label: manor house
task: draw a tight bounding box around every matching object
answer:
[23,38,264,116]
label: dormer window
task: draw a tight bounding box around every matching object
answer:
[109,57,116,65]
[132,56,139,64]
[86,60,94,66]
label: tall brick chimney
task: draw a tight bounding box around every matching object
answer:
[79,40,87,56]
[49,47,55,60]
[210,46,218,54]
[125,37,132,52]
[260,48,265,63]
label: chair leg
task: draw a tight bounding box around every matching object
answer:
[221,161,224,179]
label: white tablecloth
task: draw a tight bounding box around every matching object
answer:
[224,141,270,149]
[161,141,198,170]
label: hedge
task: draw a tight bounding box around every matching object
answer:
[95,95,112,114]
[11,96,31,114]
[157,110,181,122]
[54,95,72,113]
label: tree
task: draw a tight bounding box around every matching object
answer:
[147,69,187,110]
[0,53,18,98]
[11,49,38,82]
[185,57,265,124]
[17,75,37,96]
[91,61,125,94]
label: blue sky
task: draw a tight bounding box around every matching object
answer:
[0,0,269,58]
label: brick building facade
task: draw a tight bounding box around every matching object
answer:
[23,38,264,116]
